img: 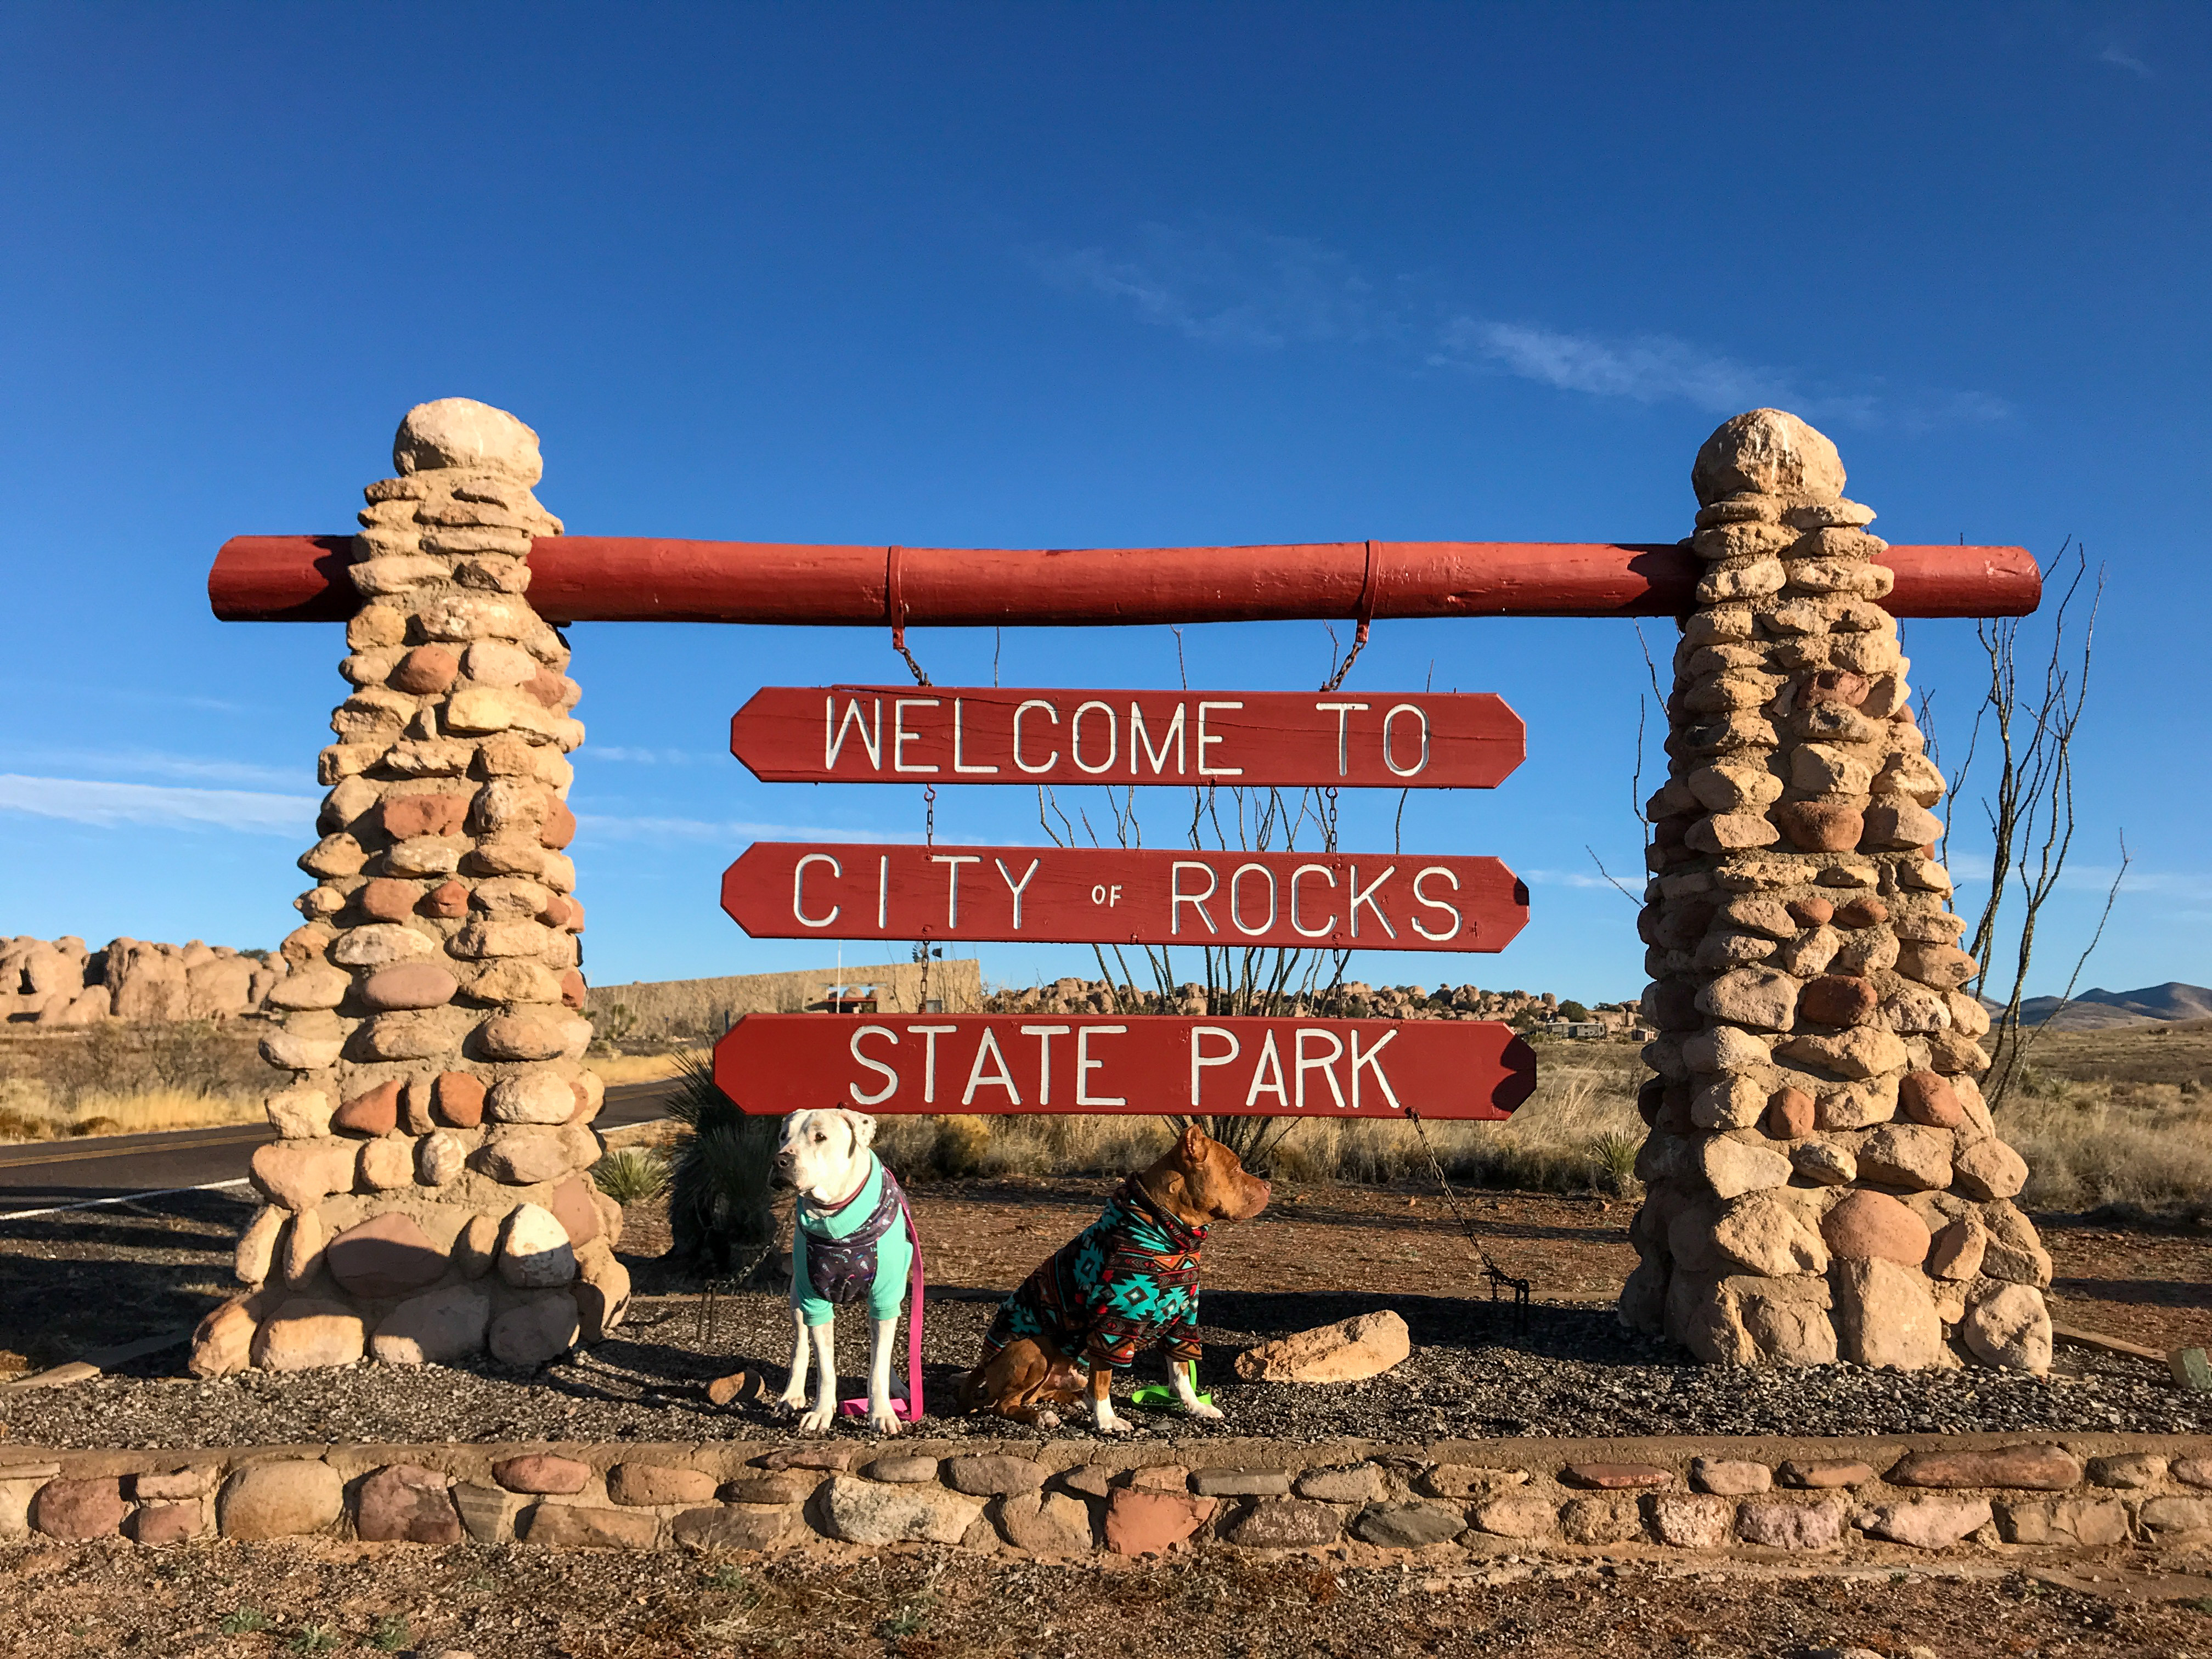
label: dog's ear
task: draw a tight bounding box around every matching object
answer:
[841,1109,878,1152]
[1178,1123,1209,1160]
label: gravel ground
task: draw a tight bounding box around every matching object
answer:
[5,1284,2205,1451]
[4,1534,2210,1659]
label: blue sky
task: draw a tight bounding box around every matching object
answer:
[0,3,2204,1005]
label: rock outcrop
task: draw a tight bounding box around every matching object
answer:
[192,397,623,1377]
[0,935,283,1026]
[1619,409,2049,1374]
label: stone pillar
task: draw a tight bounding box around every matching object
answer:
[190,398,627,1377]
[1618,409,2052,1375]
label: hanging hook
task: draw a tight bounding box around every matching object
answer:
[887,544,931,686]
[1318,539,1380,693]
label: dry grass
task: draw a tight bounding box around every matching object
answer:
[2004,1070,2212,1217]
[875,1042,1651,1197]
[0,1081,268,1142]
[0,1023,272,1144]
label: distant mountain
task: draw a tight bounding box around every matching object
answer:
[1993,983,2212,1030]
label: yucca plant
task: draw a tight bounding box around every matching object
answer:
[592,1146,670,1205]
[664,1051,784,1279]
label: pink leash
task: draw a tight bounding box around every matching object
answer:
[838,1187,924,1423]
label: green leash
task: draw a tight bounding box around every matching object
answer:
[1128,1361,1213,1412]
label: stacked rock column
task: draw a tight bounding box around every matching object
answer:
[1618,409,2052,1375]
[191,398,627,1376]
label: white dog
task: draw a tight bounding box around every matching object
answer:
[771,1108,916,1436]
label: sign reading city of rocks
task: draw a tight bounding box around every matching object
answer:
[730,686,1525,788]
[714,1013,1536,1119]
[721,844,1529,952]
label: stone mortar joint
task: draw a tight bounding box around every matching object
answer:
[1620,408,2049,1374]
[189,398,619,1379]
[5,1437,2207,1556]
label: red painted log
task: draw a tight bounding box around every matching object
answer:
[208,535,2042,624]
[712,1012,1537,1119]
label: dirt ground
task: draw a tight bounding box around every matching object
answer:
[4,1536,2212,1658]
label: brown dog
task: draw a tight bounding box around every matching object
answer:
[959,1125,1268,1431]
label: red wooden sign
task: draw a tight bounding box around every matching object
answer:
[729,687,1523,789]
[713,1014,1535,1120]
[721,844,1527,953]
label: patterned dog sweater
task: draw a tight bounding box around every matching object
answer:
[980,1177,1207,1372]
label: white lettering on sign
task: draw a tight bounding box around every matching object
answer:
[1189,1025,1239,1105]
[1314,701,1369,777]
[1289,864,1336,938]
[1229,863,1276,936]
[1012,699,1058,774]
[1076,1025,1127,1106]
[893,698,940,774]
[838,1019,1412,1115]
[1071,700,1117,775]
[1171,861,1217,935]
[825,696,883,771]
[1410,866,1463,941]
[1245,1031,1287,1107]
[930,854,981,927]
[850,1024,898,1104]
[909,1024,957,1103]
[794,853,841,927]
[951,698,999,775]
[962,1028,1020,1105]
[1196,701,1243,776]
[1349,863,1396,940]
[1130,702,1186,776]
[1021,1024,1070,1103]
[1296,1028,1347,1111]
[1351,1028,1400,1109]
[1089,884,1124,906]
[995,856,1040,929]
[876,854,888,929]
[1384,703,1430,777]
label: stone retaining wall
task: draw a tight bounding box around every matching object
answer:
[6,1436,2208,1560]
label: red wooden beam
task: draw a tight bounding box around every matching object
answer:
[208,534,2041,625]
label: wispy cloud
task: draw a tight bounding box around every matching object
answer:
[586,747,700,765]
[1040,218,2008,432]
[2098,43,2152,78]
[1521,867,1633,891]
[0,774,314,833]
[1434,320,1792,415]
[0,748,302,789]
[1034,220,1392,351]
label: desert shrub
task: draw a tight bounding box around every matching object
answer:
[593,1147,670,1205]
[38,1022,263,1108]
[664,1052,783,1278]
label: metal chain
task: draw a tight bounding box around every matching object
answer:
[1402,1104,1532,1322]
[1318,539,1380,693]
[918,783,935,1012]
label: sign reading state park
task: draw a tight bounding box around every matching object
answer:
[715,1014,1537,1120]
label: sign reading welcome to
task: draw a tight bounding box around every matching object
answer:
[731,687,1524,789]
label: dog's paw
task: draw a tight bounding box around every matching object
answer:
[1183,1398,1225,1421]
[1092,1408,1132,1435]
[1036,1410,1062,1430]
[867,1405,905,1436]
[797,1407,834,1436]
[774,1391,807,1416]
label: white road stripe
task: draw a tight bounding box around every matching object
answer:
[0,1177,254,1223]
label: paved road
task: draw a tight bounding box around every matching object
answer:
[0,1078,680,1214]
